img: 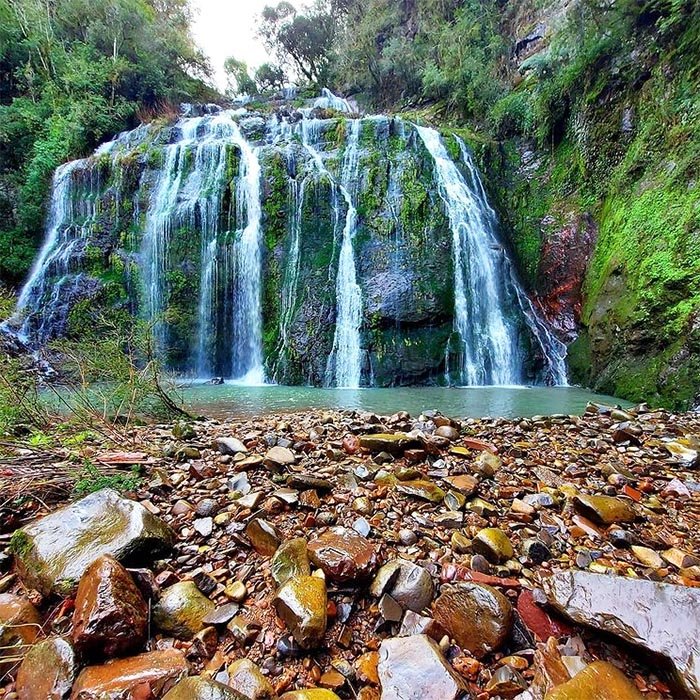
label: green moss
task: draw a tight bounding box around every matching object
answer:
[9,529,33,559]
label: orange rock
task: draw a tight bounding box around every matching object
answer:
[356,651,380,685]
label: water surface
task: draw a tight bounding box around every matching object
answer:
[180,384,631,420]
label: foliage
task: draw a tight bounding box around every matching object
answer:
[72,461,142,496]
[255,62,287,92]
[224,56,257,96]
[0,0,213,286]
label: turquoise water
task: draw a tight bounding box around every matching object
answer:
[178,384,631,420]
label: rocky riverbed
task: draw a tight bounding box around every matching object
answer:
[0,402,699,699]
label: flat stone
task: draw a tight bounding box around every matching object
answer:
[474,451,500,476]
[573,494,636,525]
[11,488,175,596]
[246,518,282,556]
[193,517,213,537]
[443,474,478,496]
[202,603,240,626]
[215,437,248,455]
[153,581,215,640]
[0,593,41,672]
[485,665,528,697]
[264,446,296,470]
[274,575,327,649]
[16,637,76,700]
[287,474,333,491]
[472,528,514,563]
[308,527,379,582]
[398,610,445,640]
[396,479,445,503]
[272,538,311,587]
[544,660,643,699]
[378,634,465,700]
[661,547,700,569]
[380,594,403,622]
[279,691,341,699]
[543,570,700,697]
[433,582,513,658]
[227,658,276,699]
[370,560,434,612]
[70,649,188,699]
[162,676,248,699]
[359,433,421,455]
[72,555,148,658]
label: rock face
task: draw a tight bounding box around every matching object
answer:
[162,676,248,699]
[308,528,379,582]
[433,582,513,658]
[543,571,700,698]
[72,555,148,658]
[273,575,327,649]
[0,594,41,671]
[544,660,644,699]
[11,488,175,595]
[70,649,188,699]
[16,637,76,699]
[377,634,465,700]
[153,581,215,640]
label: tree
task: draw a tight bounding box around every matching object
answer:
[258,1,335,85]
[224,56,257,96]
[255,62,286,91]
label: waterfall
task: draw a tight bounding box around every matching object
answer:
[229,121,264,384]
[327,119,363,388]
[10,96,568,389]
[416,126,567,386]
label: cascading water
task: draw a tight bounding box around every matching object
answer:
[417,126,567,386]
[10,94,567,388]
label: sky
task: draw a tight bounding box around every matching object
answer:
[190,0,273,90]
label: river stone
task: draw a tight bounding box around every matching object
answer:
[11,488,175,596]
[443,474,478,496]
[279,691,341,700]
[573,494,636,525]
[246,518,282,556]
[153,581,215,640]
[433,582,513,658]
[72,555,148,658]
[544,660,643,700]
[308,527,379,582]
[16,637,76,700]
[434,425,460,441]
[271,538,311,587]
[274,575,327,649]
[378,634,465,700]
[370,560,434,612]
[543,571,700,697]
[162,676,248,699]
[215,437,248,455]
[396,479,446,503]
[227,658,277,699]
[359,433,420,455]
[70,649,188,699]
[0,593,41,672]
[264,446,296,470]
[472,528,514,563]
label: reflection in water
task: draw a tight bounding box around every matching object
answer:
[180,384,629,420]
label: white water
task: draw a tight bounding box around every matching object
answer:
[416,126,567,386]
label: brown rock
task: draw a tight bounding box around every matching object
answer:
[70,649,188,699]
[153,581,215,640]
[358,433,420,455]
[433,582,512,658]
[396,480,445,503]
[246,519,282,556]
[279,691,340,700]
[573,494,636,525]
[162,676,248,699]
[72,555,148,658]
[442,474,478,496]
[227,658,277,699]
[544,660,643,699]
[472,528,514,563]
[543,571,700,698]
[274,575,327,648]
[271,538,311,587]
[0,593,41,673]
[308,528,379,582]
[378,634,465,700]
[434,425,459,441]
[16,637,76,700]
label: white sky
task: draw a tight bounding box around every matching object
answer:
[190,0,274,91]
